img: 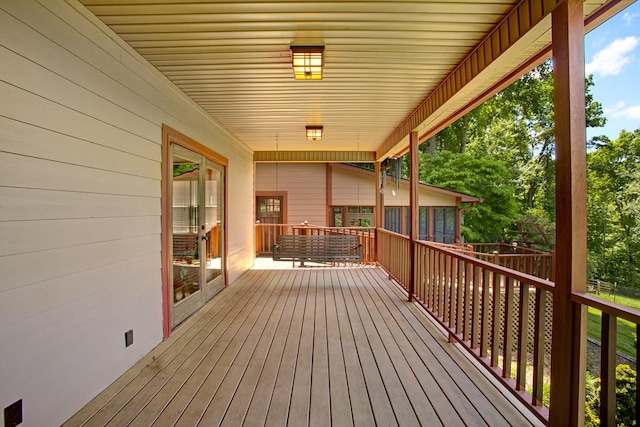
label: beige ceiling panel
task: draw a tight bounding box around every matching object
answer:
[79,0,623,158]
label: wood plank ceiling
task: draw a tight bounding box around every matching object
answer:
[79,0,621,161]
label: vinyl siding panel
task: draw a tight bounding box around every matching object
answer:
[255,163,327,225]
[331,167,457,207]
[331,167,377,206]
[0,1,253,425]
[383,180,458,206]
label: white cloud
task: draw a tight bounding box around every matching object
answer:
[615,105,640,120]
[623,12,640,26]
[605,101,640,120]
[585,36,639,76]
[604,100,627,115]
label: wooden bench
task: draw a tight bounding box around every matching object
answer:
[272,234,363,267]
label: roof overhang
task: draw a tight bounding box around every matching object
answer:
[78,0,633,161]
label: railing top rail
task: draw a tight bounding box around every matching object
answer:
[377,228,409,239]
[438,248,552,259]
[377,228,554,292]
[302,225,375,230]
[572,292,640,324]
[491,253,554,258]
[255,223,375,231]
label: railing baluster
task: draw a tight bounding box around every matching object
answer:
[456,259,465,336]
[480,268,491,358]
[438,251,444,318]
[532,288,546,406]
[427,247,434,309]
[448,255,455,328]
[463,261,472,340]
[503,277,514,379]
[516,282,529,391]
[601,313,617,427]
[471,265,480,349]
[491,272,501,367]
[444,254,451,325]
[375,232,567,425]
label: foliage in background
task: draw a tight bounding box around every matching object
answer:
[585,364,637,427]
[416,61,640,290]
[403,59,640,289]
[419,151,517,242]
[419,63,601,240]
[587,129,640,288]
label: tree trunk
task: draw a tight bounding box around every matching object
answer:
[426,135,437,156]
[459,116,467,153]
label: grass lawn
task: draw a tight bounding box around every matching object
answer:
[586,293,639,358]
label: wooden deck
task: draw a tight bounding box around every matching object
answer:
[65,259,542,427]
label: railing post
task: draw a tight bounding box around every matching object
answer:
[409,131,419,301]
[550,0,588,424]
[255,221,261,255]
[600,313,617,426]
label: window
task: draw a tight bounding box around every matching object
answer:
[433,207,456,243]
[419,207,429,240]
[332,206,375,227]
[259,197,280,213]
[332,207,343,227]
[384,207,401,233]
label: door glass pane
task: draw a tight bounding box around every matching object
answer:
[204,160,224,300]
[171,146,202,319]
[256,196,282,224]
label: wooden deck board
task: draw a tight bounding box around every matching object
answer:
[348,268,443,426]
[68,267,268,426]
[309,271,331,427]
[196,269,296,426]
[66,260,542,427]
[120,269,278,427]
[363,267,529,426]
[345,269,424,427]
[286,269,316,426]
[325,269,355,427]
[150,269,284,426]
[219,268,301,427]
[172,270,287,426]
[263,269,310,426]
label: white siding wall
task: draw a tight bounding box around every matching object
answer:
[0,1,254,425]
[331,168,457,206]
[331,167,377,206]
[255,163,327,225]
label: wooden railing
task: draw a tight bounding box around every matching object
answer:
[378,228,640,425]
[378,229,554,423]
[431,242,554,281]
[377,228,411,286]
[572,293,640,426]
[255,223,376,263]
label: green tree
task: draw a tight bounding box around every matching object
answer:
[427,61,606,244]
[585,364,637,426]
[420,151,518,242]
[588,129,640,287]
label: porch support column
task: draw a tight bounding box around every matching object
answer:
[375,160,384,262]
[549,0,587,425]
[409,131,419,302]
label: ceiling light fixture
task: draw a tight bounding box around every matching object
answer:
[306,125,323,141]
[291,45,324,80]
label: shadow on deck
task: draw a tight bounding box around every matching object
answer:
[65,258,542,426]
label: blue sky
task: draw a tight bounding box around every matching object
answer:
[585,2,640,141]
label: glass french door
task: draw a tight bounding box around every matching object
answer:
[171,144,225,328]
